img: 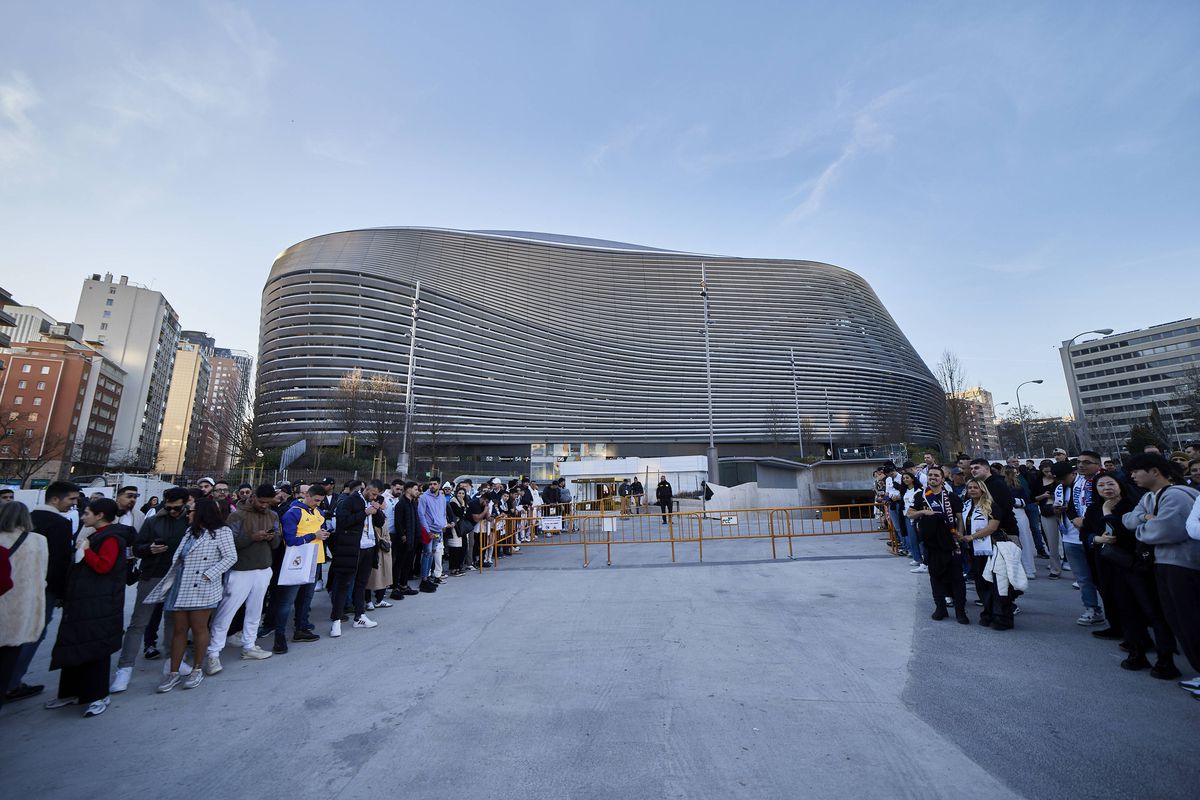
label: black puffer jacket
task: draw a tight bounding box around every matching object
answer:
[329,493,385,570]
[50,526,126,669]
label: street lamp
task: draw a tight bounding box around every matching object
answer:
[701,263,718,483]
[1015,380,1044,457]
[994,401,1009,458]
[1063,328,1114,449]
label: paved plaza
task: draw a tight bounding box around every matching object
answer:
[2,532,1194,800]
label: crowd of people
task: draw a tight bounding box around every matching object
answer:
[874,442,1200,703]
[0,473,577,718]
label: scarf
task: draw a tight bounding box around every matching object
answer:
[922,486,957,533]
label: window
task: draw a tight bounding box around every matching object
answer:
[16,380,26,389]
[13,396,22,405]
[32,397,42,406]
[21,364,30,373]
[40,366,49,374]
[27,413,37,422]
[102,311,111,318]
[36,381,45,390]
[6,412,16,421]
[105,298,113,306]
[108,287,116,295]
[100,323,108,330]
[24,429,33,438]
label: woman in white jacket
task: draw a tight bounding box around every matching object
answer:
[146,497,236,693]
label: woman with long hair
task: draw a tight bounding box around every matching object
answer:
[1090,473,1180,678]
[146,496,236,692]
[446,486,470,576]
[0,502,48,713]
[900,472,926,573]
[47,498,126,717]
[962,478,1015,629]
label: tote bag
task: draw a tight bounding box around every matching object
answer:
[278,541,317,586]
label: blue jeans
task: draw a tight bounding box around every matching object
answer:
[1025,505,1047,553]
[420,538,435,579]
[1063,542,1099,610]
[888,506,905,541]
[273,582,315,634]
[904,517,923,562]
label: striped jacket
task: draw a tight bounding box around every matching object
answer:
[145,526,237,609]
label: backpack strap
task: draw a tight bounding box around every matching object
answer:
[7,531,30,555]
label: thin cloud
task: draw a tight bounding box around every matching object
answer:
[0,72,40,170]
[585,121,655,170]
[304,136,368,167]
[783,82,914,224]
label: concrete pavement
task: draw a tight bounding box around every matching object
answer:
[1,531,1193,799]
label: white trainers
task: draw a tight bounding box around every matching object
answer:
[1179,676,1200,691]
[375,599,393,608]
[1072,581,1080,590]
[1076,608,1104,626]
[330,620,342,638]
[908,560,920,567]
[240,645,273,660]
[365,601,376,611]
[910,564,928,574]
[110,666,132,693]
[44,696,79,709]
[353,615,378,629]
[181,669,204,689]
[157,673,182,693]
[84,697,110,717]
[203,655,223,675]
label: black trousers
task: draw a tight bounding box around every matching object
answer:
[447,544,465,572]
[1118,564,1176,661]
[392,540,417,586]
[1090,547,1124,637]
[973,552,1015,626]
[327,549,374,621]
[1156,564,1200,674]
[58,655,110,704]
[927,549,966,610]
[658,502,671,523]
[0,646,21,711]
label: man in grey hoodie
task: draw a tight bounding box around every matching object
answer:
[1123,453,1200,698]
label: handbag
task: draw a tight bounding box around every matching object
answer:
[278,542,317,586]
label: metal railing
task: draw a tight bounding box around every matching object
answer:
[472,502,891,569]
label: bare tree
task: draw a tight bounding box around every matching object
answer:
[413,394,447,477]
[1175,364,1200,436]
[329,368,370,451]
[764,400,786,444]
[363,373,406,462]
[934,350,969,456]
[0,406,72,488]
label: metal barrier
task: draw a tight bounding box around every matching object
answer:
[473,502,891,570]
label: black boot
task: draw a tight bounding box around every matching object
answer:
[931,605,948,621]
[1150,657,1181,680]
[1120,652,1151,671]
[272,633,288,654]
[955,608,970,625]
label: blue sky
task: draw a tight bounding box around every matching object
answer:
[2,1,1198,417]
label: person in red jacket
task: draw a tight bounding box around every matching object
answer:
[46,498,127,718]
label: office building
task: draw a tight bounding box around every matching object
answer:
[0,327,126,483]
[194,347,253,472]
[155,330,214,476]
[74,273,181,469]
[957,387,1001,458]
[1061,317,1200,453]
[257,228,945,474]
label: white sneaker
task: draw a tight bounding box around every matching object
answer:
[203,655,222,675]
[1072,581,1080,589]
[909,560,920,567]
[181,669,204,689]
[110,666,132,693]
[330,620,342,638]
[240,645,273,661]
[1178,676,1200,691]
[353,615,378,629]
[375,599,393,608]
[1076,608,1104,626]
[910,564,928,573]
[84,697,111,717]
[1062,562,1071,571]
[365,602,375,611]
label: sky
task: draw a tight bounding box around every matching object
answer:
[2,1,1198,418]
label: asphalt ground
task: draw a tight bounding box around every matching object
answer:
[0,528,1193,799]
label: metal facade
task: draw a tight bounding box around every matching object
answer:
[257,227,944,447]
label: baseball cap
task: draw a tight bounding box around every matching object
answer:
[1053,448,1067,456]
[198,477,215,487]
[320,476,335,485]
[442,481,453,489]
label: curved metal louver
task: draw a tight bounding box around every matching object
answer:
[257,228,944,447]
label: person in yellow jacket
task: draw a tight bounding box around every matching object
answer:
[269,486,329,654]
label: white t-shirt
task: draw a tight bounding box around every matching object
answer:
[1054,484,1082,545]
[903,488,921,513]
[963,500,994,556]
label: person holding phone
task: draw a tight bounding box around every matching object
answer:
[327,480,385,636]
